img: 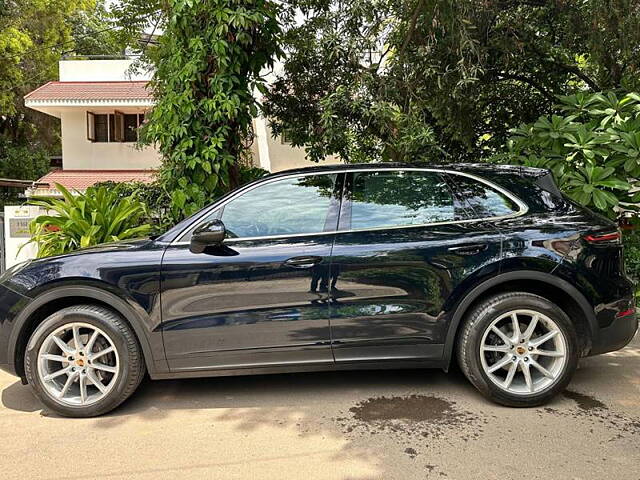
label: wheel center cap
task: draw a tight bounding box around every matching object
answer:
[76,358,85,367]
[516,346,526,355]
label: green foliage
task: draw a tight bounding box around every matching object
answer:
[496,91,640,218]
[69,1,125,56]
[0,137,50,206]
[93,180,171,234]
[625,232,640,280]
[0,0,94,115]
[264,0,640,163]
[26,183,151,258]
[142,0,281,222]
[1,1,122,161]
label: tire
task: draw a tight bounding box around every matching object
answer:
[24,304,145,417]
[456,292,578,407]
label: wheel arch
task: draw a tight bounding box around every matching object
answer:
[10,285,162,380]
[443,270,597,369]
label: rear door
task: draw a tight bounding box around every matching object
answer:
[328,169,505,363]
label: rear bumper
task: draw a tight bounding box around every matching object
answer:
[590,310,638,356]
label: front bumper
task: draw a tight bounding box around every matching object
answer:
[590,309,638,356]
[0,283,32,377]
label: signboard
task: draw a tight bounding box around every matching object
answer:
[9,218,33,238]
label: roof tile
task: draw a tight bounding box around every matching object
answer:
[35,169,157,191]
[24,81,151,101]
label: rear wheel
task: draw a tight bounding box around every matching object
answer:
[24,304,145,417]
[457,292,578,407]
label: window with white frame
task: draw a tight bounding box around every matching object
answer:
[86,112,145,143]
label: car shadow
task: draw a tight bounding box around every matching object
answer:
[1,366,472,419]
[3,335,638,422]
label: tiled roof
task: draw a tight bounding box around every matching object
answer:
[24,81,151,101]
[34,169,157,192]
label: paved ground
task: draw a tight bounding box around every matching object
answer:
[1,334,638,480]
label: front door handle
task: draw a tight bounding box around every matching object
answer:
[284,256,323,269]
[447,243,488,256]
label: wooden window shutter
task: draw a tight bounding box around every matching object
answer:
[113,110,125,142]
[86,112,96,142]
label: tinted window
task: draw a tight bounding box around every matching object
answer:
[219,174,337,238]
[452,176,519,218]
[348,170,455,229]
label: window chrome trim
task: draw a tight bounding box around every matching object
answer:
[171,167,528,245]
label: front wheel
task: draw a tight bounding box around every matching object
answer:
[24,304,145,417]
[456,292,578,407]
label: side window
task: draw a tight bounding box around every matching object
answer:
[347,170,455,230]
[451,175,520,219]
[216,174,337,239]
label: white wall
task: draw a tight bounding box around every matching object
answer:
[265,123,337,172]
[4,205,40,269]
[61,109,161,170]
[59,59,151,82]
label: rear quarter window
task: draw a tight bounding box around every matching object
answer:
[449,175,521,219]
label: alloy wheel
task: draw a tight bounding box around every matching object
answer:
[37,322,120,406]
[479,309,567,395]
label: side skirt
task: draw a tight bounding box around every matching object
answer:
[149,358,446,380]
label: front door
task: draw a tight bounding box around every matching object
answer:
[161,172,342,371]
[328,169,504,363]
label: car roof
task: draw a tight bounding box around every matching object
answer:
[265,162,549,178]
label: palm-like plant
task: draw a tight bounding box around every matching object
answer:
[26,183,152,258]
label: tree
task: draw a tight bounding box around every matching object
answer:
[0,137,50,206]
[141,0,281,221]
[0,1,124,192]
[69,1,124,56]
[264,0,640,163]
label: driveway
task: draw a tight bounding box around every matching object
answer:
[1,334,638,480]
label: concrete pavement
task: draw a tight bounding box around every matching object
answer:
[1,333,638,479]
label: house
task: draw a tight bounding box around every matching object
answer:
[3,56,333,269]
[23,56,327,196]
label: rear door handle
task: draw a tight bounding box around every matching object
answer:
[284,256,323,269]
[447,244,488,256]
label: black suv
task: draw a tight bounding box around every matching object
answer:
[0,164,636,417]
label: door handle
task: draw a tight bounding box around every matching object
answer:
[447,244,488,255]
[284,256,323,269]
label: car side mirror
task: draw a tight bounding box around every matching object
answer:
[190,219,226,253]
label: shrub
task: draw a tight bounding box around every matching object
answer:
[494,91,640,219]
[94,180,172,234]
[26,183,151,258]
[623,226,640,297]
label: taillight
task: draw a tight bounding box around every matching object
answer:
[583,231,621,244]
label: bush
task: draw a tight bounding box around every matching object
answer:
[624,227,640,297]
[494,91,640,219]
[26,183,151,258]
[94,180,172,235]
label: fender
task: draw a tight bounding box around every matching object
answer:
[442,270,598,369]
[9,285,169,378]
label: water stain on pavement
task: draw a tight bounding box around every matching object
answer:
[349,395,461,424]
[334,395,482,476]
[541,390,640,440]
[563,390,607,411]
